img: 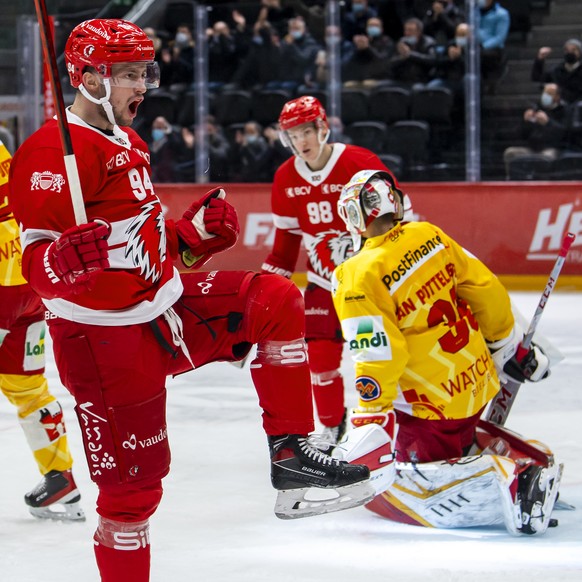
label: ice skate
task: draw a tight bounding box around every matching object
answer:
[319,409,348,447]
[25,469,85,522]
[516,463,562,535]
[268,434,374,519]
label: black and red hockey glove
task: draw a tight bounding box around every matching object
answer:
[174,188,239,269]
[48,221,110,292]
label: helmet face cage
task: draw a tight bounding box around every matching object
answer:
[65,19,158,89]
[338,170,404,235]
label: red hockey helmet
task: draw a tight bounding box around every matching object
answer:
[278,96,328,131]
[65,19,158,89]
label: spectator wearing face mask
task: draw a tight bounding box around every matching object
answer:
[343,0,378,41]
[206,21,240,93]
[148,116,187,183]
[502,83,570,178]
[390,17,437,88]
[532,39,582,104]
[428,22,468,99]
[233,121,274,182]
[343,17,395,89]
[278,17,322,94]
[422,0,464,47]
[159,24,195,87]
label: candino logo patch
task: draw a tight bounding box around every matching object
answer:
[341,315,392,362]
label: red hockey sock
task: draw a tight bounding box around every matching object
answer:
[311,370,345,427]
[94,517,151,582]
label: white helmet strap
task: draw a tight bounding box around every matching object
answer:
[79,77,130,146]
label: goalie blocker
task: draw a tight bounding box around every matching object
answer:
[332,423,562,536]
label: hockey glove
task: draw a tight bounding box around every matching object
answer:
[174,188,239,269]
[488,325,550,384]
[48,221,110,291]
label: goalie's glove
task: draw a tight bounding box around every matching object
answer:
[48,221,110,292]
[487,325,550,384]
[175,188,239,269]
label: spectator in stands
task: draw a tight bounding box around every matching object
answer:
[263,122,292,173]
[231,21,284,91]
[531,39,582,104]
[159,24,195,88]
[207,21,240,93]
[328,116,353,144]
[390,17,437,88]
[477,0,510,90]
[148,116,187,183]
[502,83,570,178]
[176,116,232,182]
[428,21,468,99]
[230,9,253,59]
[257,0,296,39]
[421,1,464,46]
[278,16,322,94]
[233,121,274,182]
[283,0,326,44]
[343,17,395,89]
[343,0,378,41]
[304,24,355,91]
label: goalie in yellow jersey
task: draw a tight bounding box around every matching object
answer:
[0,139,84,521]
[330,169,562,536]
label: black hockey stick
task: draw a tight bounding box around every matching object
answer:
[33,0,87,224]
[485,232,576,426]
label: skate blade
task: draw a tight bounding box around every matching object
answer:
[28,501,86,522]
[274,480,375,520]
[554,497,575,511]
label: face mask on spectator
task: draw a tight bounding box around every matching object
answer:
[540,92,554,108]
[253,35,264,45]
[151,128,167,142]
[367,26,381,38]
[352,3,365,13]
[564,52,579,65]
[477,0,488,8]
[175,32,190,48]
[246,134,258,144]
[403,36,418,46]
[290,30,303,40]
[455,36,467,48]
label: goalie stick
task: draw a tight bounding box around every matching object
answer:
[33,0,87,225]
[485,232,576,426]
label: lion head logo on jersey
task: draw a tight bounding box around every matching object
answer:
[125,199,166,282]
[307,229,354,281]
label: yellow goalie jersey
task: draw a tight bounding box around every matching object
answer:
[331,221,515,420]
[0,139,26,287]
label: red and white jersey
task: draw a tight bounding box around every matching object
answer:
[270,143,406,290]
[9,110,183,326]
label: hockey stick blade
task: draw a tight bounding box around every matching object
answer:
[485,232,576,426]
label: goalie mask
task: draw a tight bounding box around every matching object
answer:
[278,96,329,157]
[65,19,159,141]
[338,170,404,251]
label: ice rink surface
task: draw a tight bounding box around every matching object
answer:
[1,291,581,582]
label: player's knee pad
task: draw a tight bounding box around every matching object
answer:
[76,390,170,488]
[307,338,343,374]
[248,275,305,341]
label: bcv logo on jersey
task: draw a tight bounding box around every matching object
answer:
[321,183,344,194]
[285,186,311,197]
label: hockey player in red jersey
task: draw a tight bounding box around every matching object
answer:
[262,96,413,445]
[0,140,84,522]
[330,169,562,536]
[8,19,373,582]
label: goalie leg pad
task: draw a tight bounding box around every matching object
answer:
[366,454,528,533]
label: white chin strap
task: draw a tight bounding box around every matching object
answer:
[79,78,130,146]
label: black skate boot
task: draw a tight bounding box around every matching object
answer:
[25,469,85,522]
[268,434,374,519]
[319,409,348,447]
[516,463,562,535]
